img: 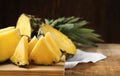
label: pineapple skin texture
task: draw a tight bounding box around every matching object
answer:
[0,28,21,62]
[40,24,76,55]
[10,36,29,66]
[30,36,61,65]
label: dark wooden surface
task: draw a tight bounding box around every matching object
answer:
[65,44,120,76]
[0,0,120,43]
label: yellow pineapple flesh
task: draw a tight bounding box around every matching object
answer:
[16,14,31,37]
[40,24,76,57]
[30,34,61,65]
[16,13,41,38]
[45,32,62,57]
[0,28,21,62]
[10,36,29,66]
[0,26,15,33]
[28,36,38,57]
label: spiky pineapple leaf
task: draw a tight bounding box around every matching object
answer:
[67,17,80,23]
[74,20,88,28]
[51,17,65,27]
[57,24,74,30]
[44,16,103,47]
[45,19,50,25]
[64,31,97,47]
[64,16,75,22]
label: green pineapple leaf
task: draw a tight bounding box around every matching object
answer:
[44,16,104,47]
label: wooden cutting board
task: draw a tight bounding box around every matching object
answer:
[0,62,65,76]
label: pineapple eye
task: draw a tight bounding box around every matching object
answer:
[52,61,56,64]
[17,62,19,64]
[31,59,34,63]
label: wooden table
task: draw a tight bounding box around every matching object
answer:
[65,44,120,76]
[0,62,64,76]
[0,44,120,76]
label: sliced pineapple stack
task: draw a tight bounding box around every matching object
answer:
[0,13,103,66]
[30,32,62,65]
[10,36,29,66]
[10,32,62,66]
[16,14,77,59]
[16,13,103,60]
[0,27,21,63]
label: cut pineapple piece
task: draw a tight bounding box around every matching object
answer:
[16,14,31,37]
[0,26,15,33]
[28,36,38,57]
[30,36,61,65]
[10,36,29,66]
[0,28,21,62]
[16,13,41,37]
[45,32,62,57]
[39,24,76,58]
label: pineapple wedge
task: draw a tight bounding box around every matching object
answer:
[39,24,76,59]
[28,36,38,57]
[16,14,31,37]
[16,13,41,37]
[30,33,61,65]
[10,36,29,66]
[0,28,21,63]
[45,32,62,57]
[0,26,15,33]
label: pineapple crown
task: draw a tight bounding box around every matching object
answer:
[42,16,103,47]
[27,14,103,47]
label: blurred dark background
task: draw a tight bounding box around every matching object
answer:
[0,0,119,43]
